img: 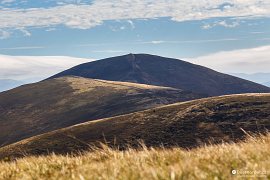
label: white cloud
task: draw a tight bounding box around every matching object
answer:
[202,20,240,29]
[45,27,57,32]
[0,55,91,82]
[218,20,239,28]
[127,20,135,29]
[18,28,31,37]
[186,46,270,74]
[0,0,270,31]
[148,41,165,44]
[201,24,212,30]
[1,0,15,4]
[0,29,11,39]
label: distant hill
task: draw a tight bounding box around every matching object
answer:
[0,79,24,92]
[1,93,269,159]
[50,54,270,96]
[0,76,200,147]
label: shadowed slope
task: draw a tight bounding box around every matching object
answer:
[0,76,199,147]
[1,93,269,159]
[50,54,270,96]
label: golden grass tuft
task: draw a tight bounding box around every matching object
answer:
[0,134,270,180]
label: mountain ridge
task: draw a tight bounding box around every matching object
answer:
[0,76,200,147]
[50,54,270,96]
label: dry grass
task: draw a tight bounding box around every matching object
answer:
[65,77,172,94]
[0,134,269,180]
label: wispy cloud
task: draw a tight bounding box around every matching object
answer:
[1,0,15,4]
[0,29,11,39]
[45,28,57,32]
[0,0,270,33]
[145,41,165,44]
[76,38,240,47]
[127,20,135,29]
[140,38,239,44]
[18,28,31,37]
[0,46,44,50]
[250,31,265,34]
[91,50,127,53]
[202,20,240,29]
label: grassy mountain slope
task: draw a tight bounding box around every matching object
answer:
[50,54,270,96]
[1,93,269,159]
[0,76,199,147]
[0,134,269,179]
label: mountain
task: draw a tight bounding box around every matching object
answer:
[0,76,200,147]
[1,93,269,159]
[0,79,24,92]
[50,54,270,96]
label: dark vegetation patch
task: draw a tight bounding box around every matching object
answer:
[0,94,269,160]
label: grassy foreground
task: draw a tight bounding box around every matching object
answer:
[0,134,269,180]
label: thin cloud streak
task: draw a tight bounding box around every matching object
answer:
[0,46,44,50]
[76,38,240,47]
[140,39,239,44]
[91,50,127,53]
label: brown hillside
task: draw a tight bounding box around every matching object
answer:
[0,93,269,159]
[0,76,199,147]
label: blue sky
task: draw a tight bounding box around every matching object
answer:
[0,0,269,59]
[1,17,270,59]
[0,0,270,89]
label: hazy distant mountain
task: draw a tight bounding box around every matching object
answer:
[1,93,269,158]
[0,79,24,92]
[50,54,270,96]
[0,76,200,147]
[232,73,270,87]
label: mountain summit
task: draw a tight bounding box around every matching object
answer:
[50,54,270,96]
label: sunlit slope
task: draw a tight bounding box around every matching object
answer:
[0,76,199,147]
